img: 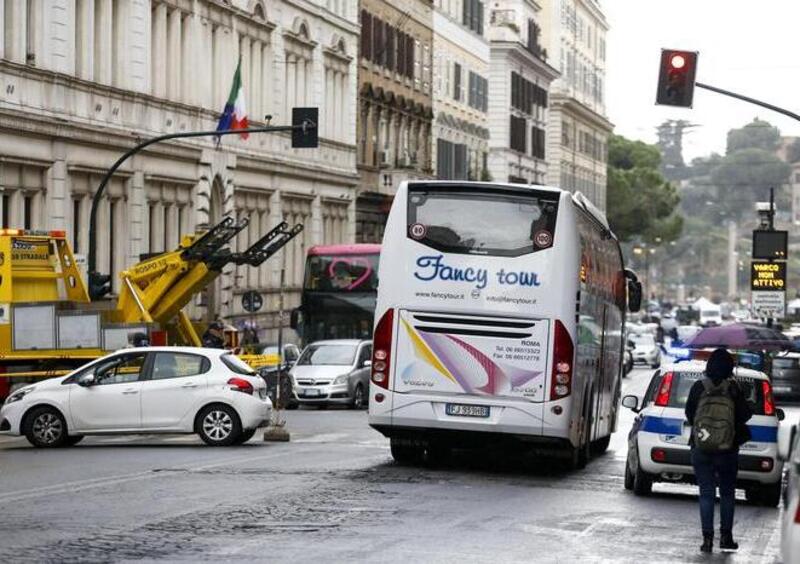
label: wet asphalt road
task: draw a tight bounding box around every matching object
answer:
[0,367,793,563]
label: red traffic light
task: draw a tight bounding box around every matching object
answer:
[669,54,686,70]
[656,49,698,108]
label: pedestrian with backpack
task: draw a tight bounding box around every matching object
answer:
[685,348,753,553]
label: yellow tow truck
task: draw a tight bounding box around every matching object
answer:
[0,217,302,401]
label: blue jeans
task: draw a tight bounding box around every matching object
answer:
[691,448,738,535]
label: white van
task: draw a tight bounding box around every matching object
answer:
[367,181,640,468]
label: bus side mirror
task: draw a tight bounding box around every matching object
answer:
[624,269,642,313]
[290,308,301,330]
[778,423,796,461]
[621,394,639,412]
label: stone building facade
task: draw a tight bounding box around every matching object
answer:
[431,0,490,182]
[487,0,558,185]
[0,0,360,342]
[355,0,434,243]
[540,0,611,210]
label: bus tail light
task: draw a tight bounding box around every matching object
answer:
[762,380,775,416]
[550,320,574,400]
[654,372,674,406]
[372,308,394,390]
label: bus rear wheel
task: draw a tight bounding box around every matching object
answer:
[592,435,611,455]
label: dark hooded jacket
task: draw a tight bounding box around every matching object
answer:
[684,348,753,450]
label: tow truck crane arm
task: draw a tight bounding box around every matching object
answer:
[116,217,303,346]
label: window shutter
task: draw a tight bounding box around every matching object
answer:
[454,63,462,101]
[477,2,484,35]
[386,26,395,71]
[361,11,372,61]
[397,33,405,76]
[454,144,467,180]
[406,38,414,78]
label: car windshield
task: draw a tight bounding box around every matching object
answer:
[260,345,280,355]
[297,344,357,366]
[667,371,767,415]
[221,353,256,375]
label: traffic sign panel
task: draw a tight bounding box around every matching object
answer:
[242,290,263,313]
[750,261,786,291]
[752,290,785,319]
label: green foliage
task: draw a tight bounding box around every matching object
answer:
[607,135,683,243]
[710,148,791,220]
[726,118,781,153]
[787,138,800,163]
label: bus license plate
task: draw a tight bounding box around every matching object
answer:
[446,404,489,418]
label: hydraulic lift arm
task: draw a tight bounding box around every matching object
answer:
[116,217,303,344]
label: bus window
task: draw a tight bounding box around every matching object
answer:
[407,188,559,257]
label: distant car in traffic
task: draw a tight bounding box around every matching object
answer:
[621,360,784,506]
[623,348,634,376]
[259,343,302,366]
[290,339,372,409]
[257,343,302,409]
[771,352,800,401]
[630,334,661,368]
[0,347,272,447]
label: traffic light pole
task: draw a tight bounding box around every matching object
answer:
[87,119,317,299]
[696,82,800,123]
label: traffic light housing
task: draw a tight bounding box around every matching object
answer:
[291,107,319,148]
[88,271,112,300]
[656,49,698,107]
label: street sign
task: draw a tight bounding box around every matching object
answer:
[750,261,787,290]
[752,230,788,260]
[241,290,263,313]
[752,290,785,319]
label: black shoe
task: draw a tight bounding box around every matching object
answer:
[720,532,738,551]
[701,535,714,553]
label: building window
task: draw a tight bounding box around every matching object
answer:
[510,116,527,153]
[23,195,32,230]
[1,195,9,228]
[453,63,462,101]
[73,199,81,252]
[462,0,484,35]
[531,126,545,159]
[437,140,468,180]
[468,72,488,112]
[511,72,547,115]
[360,10,372,60]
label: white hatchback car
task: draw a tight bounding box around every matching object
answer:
[0,347,272,447]
[622,360,784,506]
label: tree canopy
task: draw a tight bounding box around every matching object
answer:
[726,118,781,153]
[606,134,683,243]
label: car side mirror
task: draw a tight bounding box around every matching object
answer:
[77,373,96,387]
[290,308,302,330]
[776,408,786,422]
[624,269,642,313]
[621,394,639,412]
[362,359,372,368]
[778,423,796,461]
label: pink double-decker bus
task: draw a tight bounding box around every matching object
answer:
[291,244,381,345]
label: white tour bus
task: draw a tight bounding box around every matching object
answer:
[368,181,641,468]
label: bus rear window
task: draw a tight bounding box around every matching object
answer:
[407,187,558,257]
[303,253,379,292]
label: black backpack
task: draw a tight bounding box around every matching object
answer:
[692,378,736,453]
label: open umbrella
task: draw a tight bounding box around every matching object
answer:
[685,323,792,351]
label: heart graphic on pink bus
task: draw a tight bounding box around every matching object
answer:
[328,257,373,291]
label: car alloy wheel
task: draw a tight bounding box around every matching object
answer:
[32,412,64,445]
[352,385,365,409]
[202,410,233,442]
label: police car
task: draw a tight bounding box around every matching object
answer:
[621,360,784,506]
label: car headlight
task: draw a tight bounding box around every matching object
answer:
[333,374,349,385]
[6,386,35,404]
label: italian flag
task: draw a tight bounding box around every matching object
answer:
[216,59,248,139]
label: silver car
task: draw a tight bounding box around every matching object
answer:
[290,340,372,409]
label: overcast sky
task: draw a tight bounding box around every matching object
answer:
[605,0,800,162]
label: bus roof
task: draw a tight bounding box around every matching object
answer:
[307,244,381,256]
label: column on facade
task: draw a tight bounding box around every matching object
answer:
[75,0,95,80]
[240,34,251,115]
[167,6,182,100]
[151,2,167,98]
[285,53,296,121]
[212,24,223,108]
[333,70,342,141]
[94,0,112,84]
[181,9,197,105]
[261,42,272,120]
[202,20,213,108]
[340,70,348,144]
[251,40,262,120]
[296,57,306,108]
[323,67,331,139]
